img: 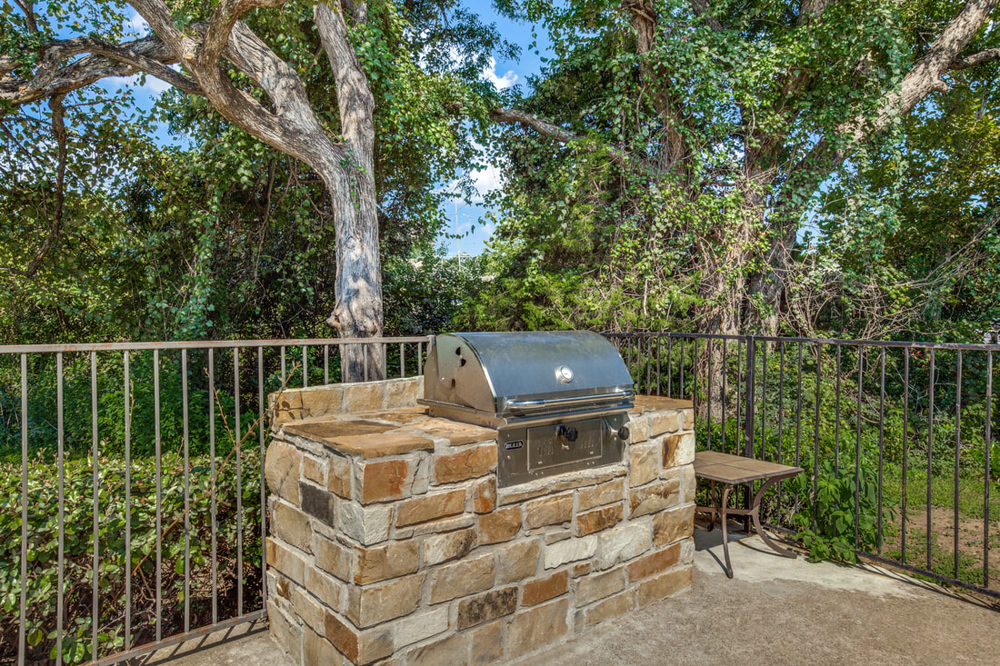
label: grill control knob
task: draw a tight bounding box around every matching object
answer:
[555,365,574,383]
[557,425,579,442]
[617,426,630,441]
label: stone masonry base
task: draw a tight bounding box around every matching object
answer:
[264,377,695,665]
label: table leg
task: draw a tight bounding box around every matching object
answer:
[708,480,716,532]
[750,476,797,559]
[720,484,733,579]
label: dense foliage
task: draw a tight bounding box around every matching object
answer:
[1,0,509,345]
[460,0,1000,343]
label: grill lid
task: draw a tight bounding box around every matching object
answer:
[421,331,633,423]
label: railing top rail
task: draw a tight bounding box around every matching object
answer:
[602,331,1000,352]
[0,335,435,355]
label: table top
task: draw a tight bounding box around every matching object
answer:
[693,450,804,484]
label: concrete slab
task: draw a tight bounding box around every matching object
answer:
[154,526,1000,665]
[525,526,1000,665]
[135,618,292,666]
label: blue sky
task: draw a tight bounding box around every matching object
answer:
[443,2,551,257]
[110,3,550,258]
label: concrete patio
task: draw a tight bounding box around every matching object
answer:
[138,525,1000,665]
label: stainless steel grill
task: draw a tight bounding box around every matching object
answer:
[420,331,634,486]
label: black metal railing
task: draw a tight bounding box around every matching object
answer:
[0,336,432,666]
[606,332,999,600]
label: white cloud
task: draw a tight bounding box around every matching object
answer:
[482,57,518,90]
[470,162,502,203]
[125,12,150,38]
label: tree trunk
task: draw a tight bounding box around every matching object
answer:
[315,1,384,382]
[322,162,385,381]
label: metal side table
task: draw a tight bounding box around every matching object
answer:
[694,450,804,578]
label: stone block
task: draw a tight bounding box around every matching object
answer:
[663,431,695,468]
[571,562,592,578]
[343,382,387,413]
[354,539,420,584]
[395,488,465,527]
[328,432,434,460]
[596,523,651,570]
[681,537,694,565]
[576,478,625,512]
[497,468,625,506]
[470,621,503,665]
[433,444,497,485]
[544,534,597,569]
[649,410,682,437]
[324,611,394,665]
[346,573,424,627]
[429,552,495,603]
[522,569,569,606]
[685,409,694,428]
[637,566,692,606]
[271,570,291,600]
[652,504,695,547]
[306,565,344,611]
[525,493,573,528]
[292,586,326,634]
[411,455,430,495]
[304,626,343,666]
[456,586,518,630]
[303,455,327,486]
[404,513,475,537]
[406,633,467,666]
[424,527,476,566]
[327,454,353,499]
[267,537,306,585]
[581,589,635,627]
[574,504,623,537]
[273,500,313,553]
[472,477,497,513]
[627,543,680,581]
[477,506,522,545]
[315,536,353,583]
[411,419,497,446]
[361,458,411,503]
[266,439,302,505]
[384,377,421,408]
[629,443,660,487]
[505,598,569,659]
[391,607,450,650]
[272,390,304,427]
[682,465,696,502]
[268,600,303,664]
[299,386,345,418]
[340,502,392,545]
[629,475,681,518]
[497,539,539,583]
[300,482,336,527]
[545,528,571,544]
[575,566,625,606]
[625,414,649,443]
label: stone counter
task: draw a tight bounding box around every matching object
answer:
[264,378,695,665]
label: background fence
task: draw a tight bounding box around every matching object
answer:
[0,337,432,666]
[606,332,999,601]
[3,330,999,666]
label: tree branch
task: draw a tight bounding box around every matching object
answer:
[200,0,285,73]
[690,0,723,31]
[950,46,1000,69]
[488,107,627,165]
[0,34,200,105]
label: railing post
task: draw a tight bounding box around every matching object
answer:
[744,338,756,459]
